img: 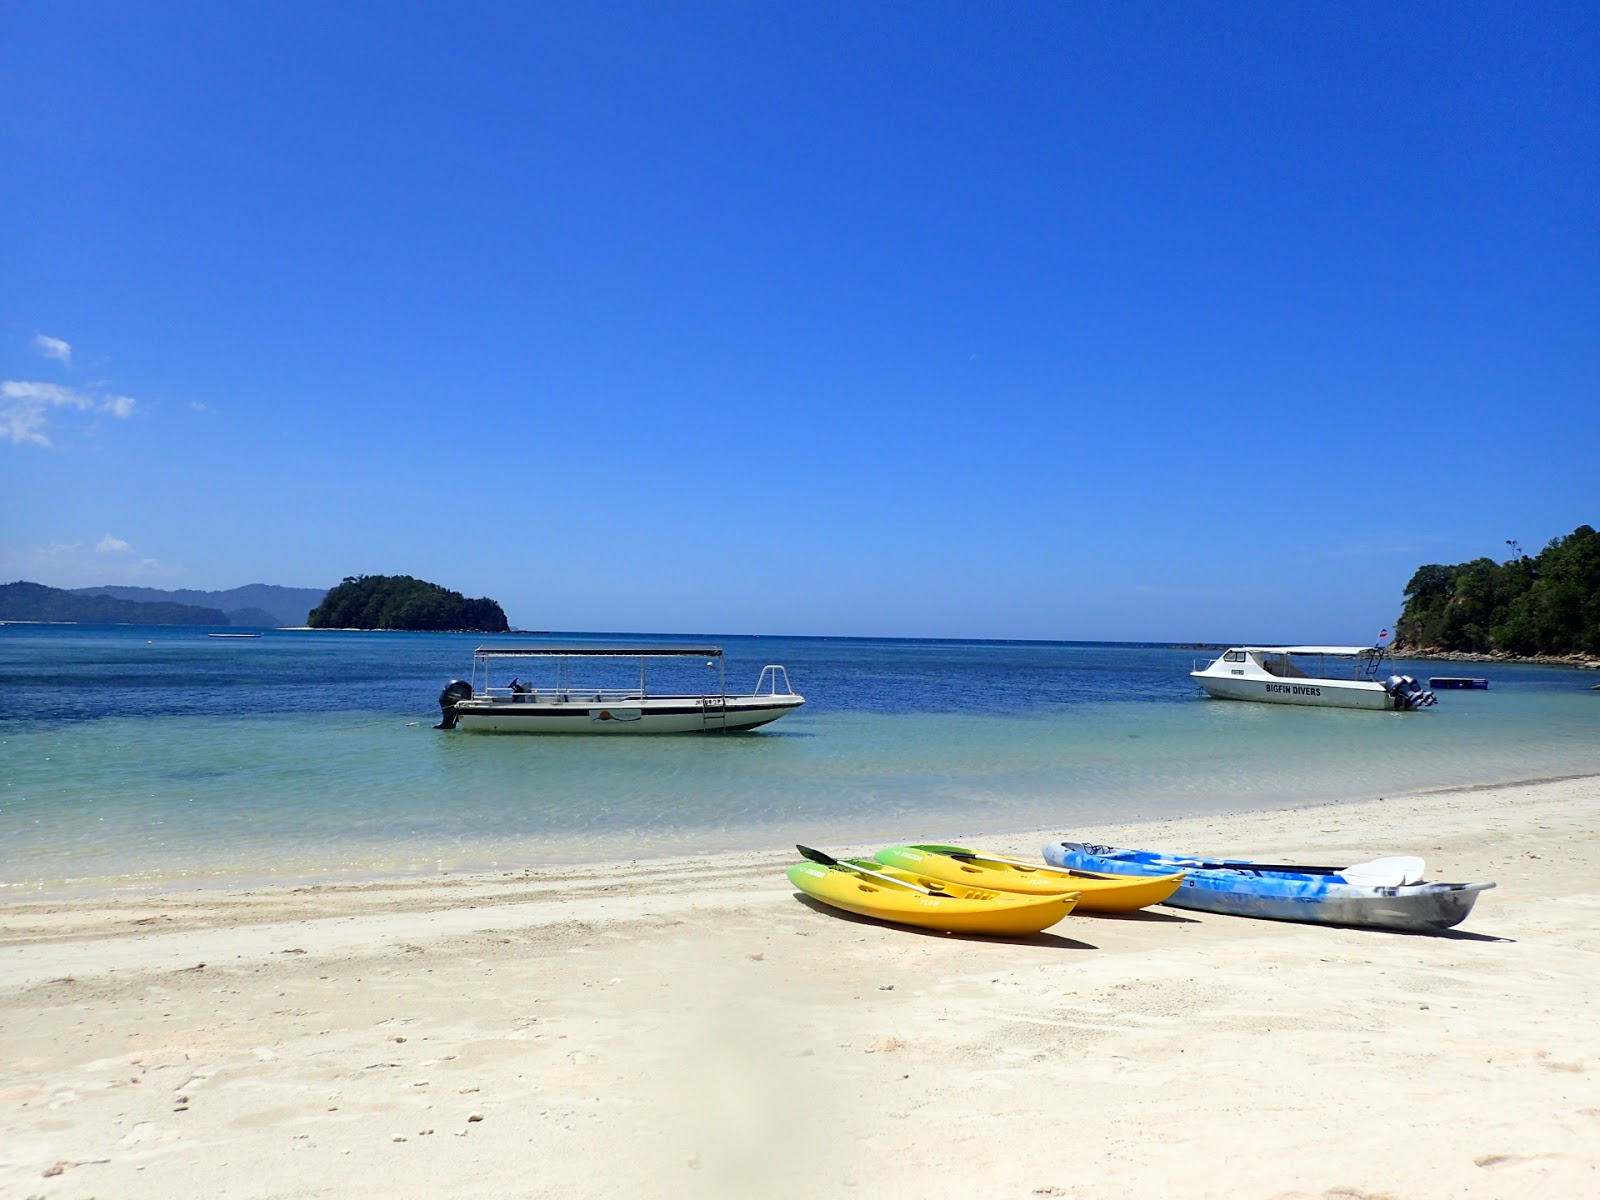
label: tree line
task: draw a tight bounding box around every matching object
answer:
[1396,524,1600,656]
[307,575,509,632]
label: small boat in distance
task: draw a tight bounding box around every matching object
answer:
[435,644,804,733]
[1191,644,1435,710]
[1429,677,1488,690]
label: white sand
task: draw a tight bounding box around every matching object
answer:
[3,775,1598,1199]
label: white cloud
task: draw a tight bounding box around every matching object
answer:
[33,334,73,367]
[31,539,86,561]
[2,403,50,446]
[2,380,94,408]
[0,539,175,587]
[1,379,138,447]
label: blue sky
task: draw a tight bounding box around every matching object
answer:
[3,2,1595,641]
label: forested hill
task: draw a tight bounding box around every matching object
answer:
[307,575,509,632]
[1395,524,1600,656]
[1,581,228,625]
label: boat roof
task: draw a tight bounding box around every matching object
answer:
[1234,645,1381,656]
[473,645,723,658]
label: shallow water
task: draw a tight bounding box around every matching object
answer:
[2,625,1596,896]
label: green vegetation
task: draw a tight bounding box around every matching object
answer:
[0,581,228,625]
[1396,525,1600,656]
[307,575,509,632]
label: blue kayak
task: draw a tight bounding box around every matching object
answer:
[1043,841,1494,932]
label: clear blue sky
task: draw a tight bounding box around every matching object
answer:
[3,3,1595,641]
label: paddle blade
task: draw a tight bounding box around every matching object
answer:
[795,845,938,894]
[1341,855,1426,886]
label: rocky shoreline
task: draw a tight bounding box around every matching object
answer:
[1173,642,1599,669]
[1395,646,1600,669]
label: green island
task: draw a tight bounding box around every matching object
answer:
[1395,523,1599,657]
[306,574,509,632]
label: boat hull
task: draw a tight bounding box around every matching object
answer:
[787,862,1078,936]
[1191,672,1397,710]
[453,695,803,733]
[873,845,1184,912]
[1044,842,1494,932]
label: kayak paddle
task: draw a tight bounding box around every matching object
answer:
[1336,856,1426,886]
[795,845,947,895]
[919,845,1047,870]
[917,845,1123,881]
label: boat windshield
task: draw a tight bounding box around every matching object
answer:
[1258,653,1310,679]
[1257,649,1385,680]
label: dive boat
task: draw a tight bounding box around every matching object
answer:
[1044,841,1494,932]
[435,644,803,733]
[873,844,1184,912]
[1191,645,1435,711]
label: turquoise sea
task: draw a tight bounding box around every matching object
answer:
[2,625,1596,898]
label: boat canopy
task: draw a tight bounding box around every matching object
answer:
[473,645,723,658]
[1235,646,1382,656]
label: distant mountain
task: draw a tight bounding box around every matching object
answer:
[72,584,328,628]
[2,581,228,626]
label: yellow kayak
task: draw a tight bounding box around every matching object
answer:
[874,844,1185,912]
[787,856,1079,936]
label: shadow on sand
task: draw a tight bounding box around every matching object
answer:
[791,893,1100,949]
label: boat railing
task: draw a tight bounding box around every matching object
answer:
[483,686,648,704]
[754,665,797,696]
[480,675,798,702]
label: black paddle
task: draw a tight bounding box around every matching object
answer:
[940,848,1112,880]
[795,844,947,895]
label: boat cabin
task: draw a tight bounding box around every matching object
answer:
[1217,646,1387,682]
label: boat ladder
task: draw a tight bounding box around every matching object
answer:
[702,694,728,731]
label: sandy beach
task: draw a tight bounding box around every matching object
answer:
[3,775,1597,1199]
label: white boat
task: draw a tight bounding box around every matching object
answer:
[1191,645,1436,711]
[435,645,805,733]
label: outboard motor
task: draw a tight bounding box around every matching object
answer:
[1384,674,1437,710]
[435,679,474,729]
